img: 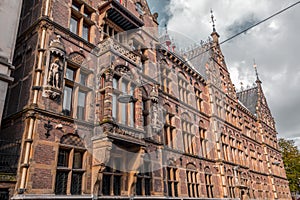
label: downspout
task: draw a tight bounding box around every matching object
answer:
[18,0,50,192]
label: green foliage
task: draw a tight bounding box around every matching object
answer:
[278,138,300,193]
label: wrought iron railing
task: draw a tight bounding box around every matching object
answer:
[0,140,21,174]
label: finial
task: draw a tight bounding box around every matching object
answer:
[253,59,260,82]
[210,9,216,32]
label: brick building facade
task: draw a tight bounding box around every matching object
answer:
[0,0,291,199]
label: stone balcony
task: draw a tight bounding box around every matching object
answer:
[96,38,141,66]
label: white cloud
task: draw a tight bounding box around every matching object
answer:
[149,0,300,147]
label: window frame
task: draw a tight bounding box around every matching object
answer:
[112,74,136,127]
[55,145,86,195]
[166,167,179,197]
[70,0,94,42]
[62,63,91,121]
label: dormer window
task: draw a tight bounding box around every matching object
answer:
[136,2,144,15]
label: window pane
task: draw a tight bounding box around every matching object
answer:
[168,182,172,196]
[136,3,143,15]
[83,9,90,18]
[121,81,127,93]
[82,24,89,41]
[113,176,121,195]
[145,178,151,195]
[77,91,86,120]
[66,68,75,81]
[129,84,135,127]
[136,177,142,195]
[58,149,69,167]
[73,151,83,169]
[70,17,78,34]
[55,171,68,194]
[113,77,118,89]
[0,189,9,200]
[174,182,178,197]
[80,73,87,85]
[71,172,82,195]
[120,103,126,124]
[102,174,111,195]
[129,102,134,127]
[71,3,80,11]
[63,86,73,116]
[112,94,117,120]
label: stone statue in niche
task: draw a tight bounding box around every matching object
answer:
[43,35,66,100]
[47,57,62,89]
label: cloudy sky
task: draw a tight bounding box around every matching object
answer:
[148,0,300,147]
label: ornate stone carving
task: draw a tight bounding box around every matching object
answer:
[43,35,66,100]
[97,38,140,65]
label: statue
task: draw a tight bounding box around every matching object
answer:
[48,57,61,89]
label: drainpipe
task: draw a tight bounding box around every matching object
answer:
[18,0,50,192]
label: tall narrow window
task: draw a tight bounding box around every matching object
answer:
[166,167,178,197]
[142,93,149,132]
[63,86,73,116]
[79,72,87,86]
[82,24,89,41]
[199,128,207,157]
[161,64,171,93]
[77,91,86,120]
[164,112,175,148]
[182,119,194,154]
[205,173,213,198]
[195,88,202,112]
[70,17,78,35]
[221,134,229,161]
[228,176,235,198]
[178,74,189,104]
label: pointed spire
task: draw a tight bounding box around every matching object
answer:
[253,59,262,84]
[210,9,216,32]
[210,9,220,43]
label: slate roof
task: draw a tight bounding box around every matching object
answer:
[237,87,258,115]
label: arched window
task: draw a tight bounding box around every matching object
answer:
[186,164,200,197]
[55,134,86,195]
[136,154,152,196]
